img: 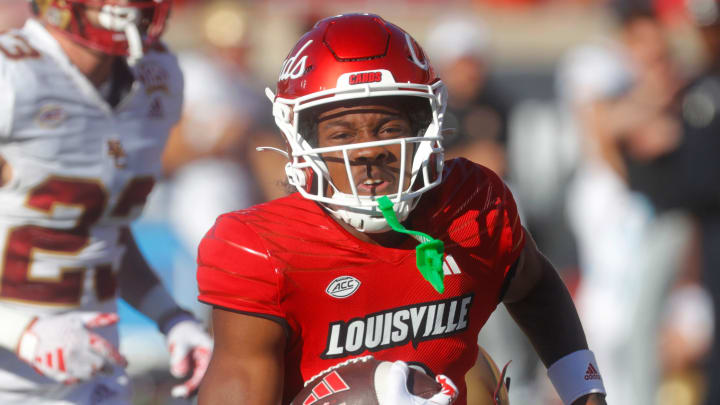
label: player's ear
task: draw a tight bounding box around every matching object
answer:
[282,138,293,163]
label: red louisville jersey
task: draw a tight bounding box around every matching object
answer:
[197,158,525,404]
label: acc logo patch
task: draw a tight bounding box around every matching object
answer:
[35,104,66,128]
[326,276,361,299]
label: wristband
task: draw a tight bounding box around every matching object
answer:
[0,305,35,351]
[547,349,606,405]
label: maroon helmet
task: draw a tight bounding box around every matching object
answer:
[31,0,171,60]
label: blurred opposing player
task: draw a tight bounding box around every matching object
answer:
[197,13,606,405]
[0,1,212,403]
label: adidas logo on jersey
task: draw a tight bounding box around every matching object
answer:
[584,363,601,381]
[442,254,462,275]
[148,98,164,119]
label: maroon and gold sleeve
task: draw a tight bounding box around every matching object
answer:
[196,213,285,319]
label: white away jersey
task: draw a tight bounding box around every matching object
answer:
[0,20,182,399]
[0,19,183,314]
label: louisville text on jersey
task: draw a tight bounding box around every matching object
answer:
[322,294,474,358]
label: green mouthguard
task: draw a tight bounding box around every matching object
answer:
[377,196,445,294]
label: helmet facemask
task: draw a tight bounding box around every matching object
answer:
[268,82,447,233]
[266,13,447,233]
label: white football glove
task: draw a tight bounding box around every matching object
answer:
[376,360,459,405]
[16,312,127,384]
[165,319,213,398]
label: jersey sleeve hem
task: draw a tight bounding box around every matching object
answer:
[200,298,290,336]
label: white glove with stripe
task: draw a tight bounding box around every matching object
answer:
[16,312,127,384]
[165,319,213,398]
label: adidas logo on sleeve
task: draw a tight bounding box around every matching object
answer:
[584,363,602,381]
[547,351,606,404]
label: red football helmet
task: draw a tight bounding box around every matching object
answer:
[30,0,170,60]
[266,13,447,233]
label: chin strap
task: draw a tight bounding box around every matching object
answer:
[377,196,445,294]
[124,23,143,66]
[97,5,144,65]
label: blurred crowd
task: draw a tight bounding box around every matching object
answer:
[2,0,718,404]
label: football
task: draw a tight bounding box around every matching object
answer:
[290,356,441,405]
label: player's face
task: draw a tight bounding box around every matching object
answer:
[315,102,414,197]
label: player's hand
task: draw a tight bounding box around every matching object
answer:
[16,312,127,384]
[166,319,213,398]
[572,393,608,405]
[377,360,458,405]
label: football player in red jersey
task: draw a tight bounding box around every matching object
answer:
[196,13,607,405]
[0,1,211,403]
